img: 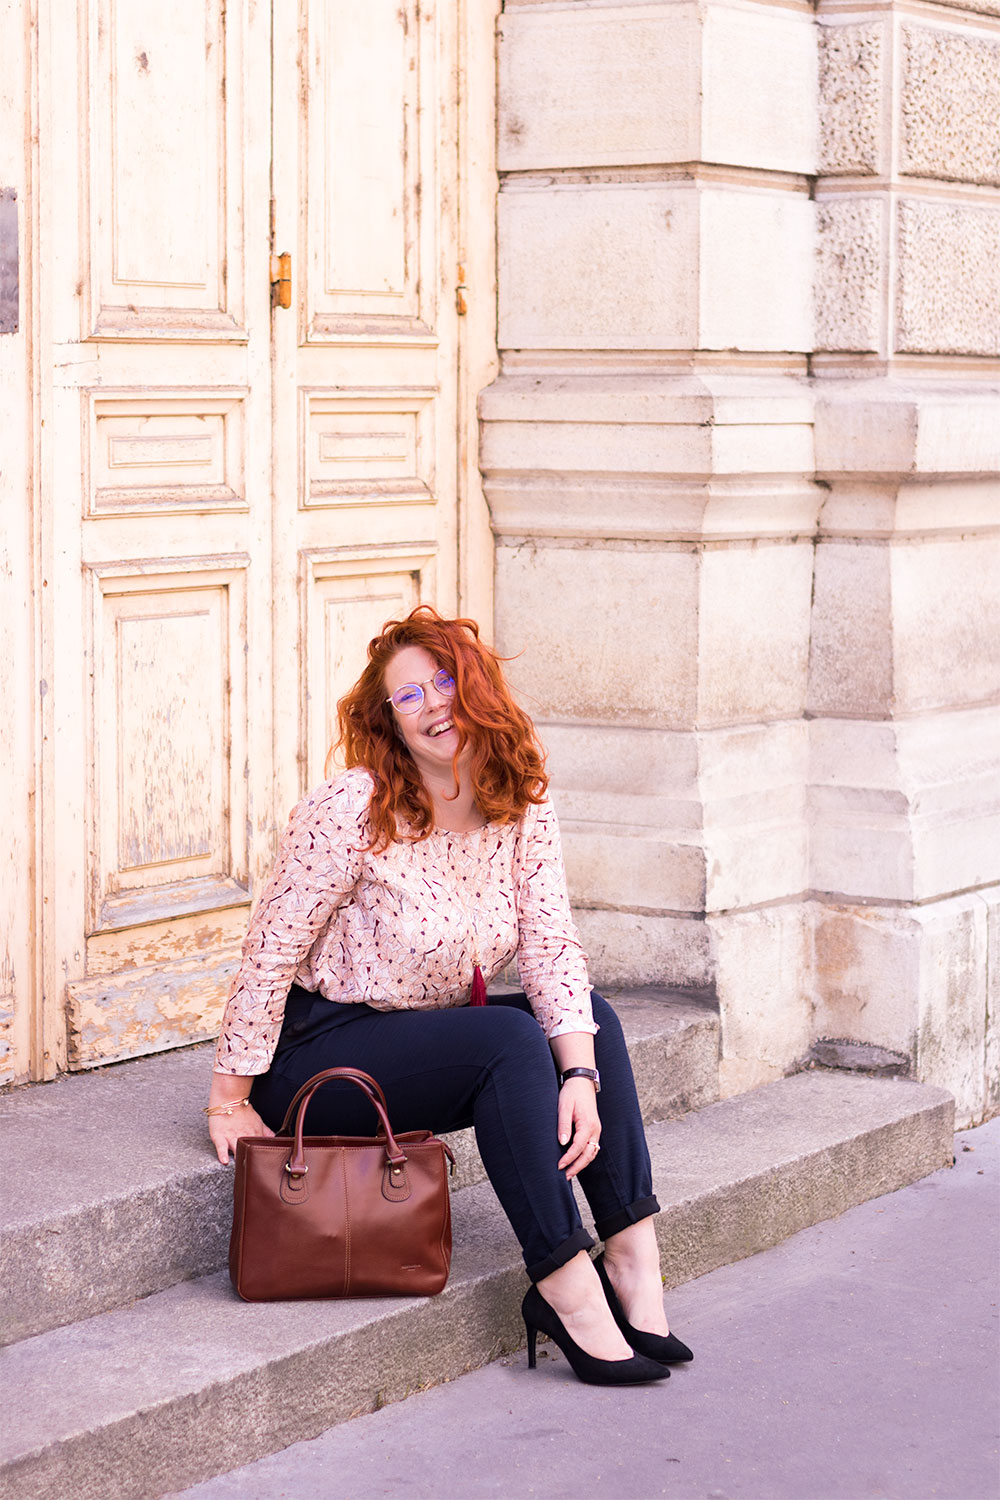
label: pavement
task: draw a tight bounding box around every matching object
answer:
[168,1117,1000,1500]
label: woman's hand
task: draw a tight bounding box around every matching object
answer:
[208,1104,275,1165]
[556,1077,602,1180]
[207,1073,275,1164]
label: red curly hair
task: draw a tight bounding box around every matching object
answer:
[330,605,548,851]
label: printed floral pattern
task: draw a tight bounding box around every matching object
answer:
[215,768,597,1075]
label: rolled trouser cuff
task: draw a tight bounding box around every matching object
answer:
[525,1225,596,1284]
[594,1195,660,1243]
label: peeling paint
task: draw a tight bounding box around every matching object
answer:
[86,907,249,977]
[66,953,239,1069]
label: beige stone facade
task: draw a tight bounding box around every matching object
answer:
[1,1,997,1123]
[484,0,999,1125]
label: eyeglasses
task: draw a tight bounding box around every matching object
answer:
[385,668,456,715]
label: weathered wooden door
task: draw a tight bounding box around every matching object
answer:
[6,0,495,1084]
[270,2,462,814]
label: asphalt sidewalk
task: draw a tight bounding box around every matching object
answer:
[168,1116,1000,1500]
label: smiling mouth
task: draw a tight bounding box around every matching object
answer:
[427,719,454,738]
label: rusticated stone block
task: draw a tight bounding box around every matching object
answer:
[701,3,818,174]
[812,893,992,1124]
[808,541,892,718]
[901,26,1000,186]
[896,199,1000,355]
[698,540,814,725]
[986,890,1000,1116]
[495,539,700,727]
[712,902,813,1095]
[699,188,814,352]
[815,196,883,351]
[809,706,1000,905]
[815,383,1000,478]
[498,183,699,350]
[497,1,816,175]
[891,533,1000,714]
[498,181,813,353]
[933,0,1000,22]
[497,4,700,171]
[818,22,883,176]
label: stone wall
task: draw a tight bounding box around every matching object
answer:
[812,0,1000,1124]
[483,0,1000,1124]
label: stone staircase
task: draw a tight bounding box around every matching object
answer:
[0,990,954,1500]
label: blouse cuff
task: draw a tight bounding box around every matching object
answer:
[546,1014,600,1041]
[213,1035,275,1076]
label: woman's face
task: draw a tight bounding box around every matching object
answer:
[383,644,465,778]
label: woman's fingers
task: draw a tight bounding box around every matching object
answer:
[560,1139,600,1180]
[208,1108,274,1164]
[556,1080,601,1178]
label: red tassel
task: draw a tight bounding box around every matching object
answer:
[469,964,488,1007]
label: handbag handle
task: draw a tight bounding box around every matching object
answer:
[278,1065,390,1133]
[278,1067,407,1178]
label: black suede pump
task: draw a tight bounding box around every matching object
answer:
[521,1284,670,1386]
[594,1252,694,1364]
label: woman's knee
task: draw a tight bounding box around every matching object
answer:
[483,1004,554,1074]
[590,990,624,1043]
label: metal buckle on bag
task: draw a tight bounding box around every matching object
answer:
[284,1162,308,1177]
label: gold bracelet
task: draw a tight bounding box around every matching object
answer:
[203,1098,253,1118]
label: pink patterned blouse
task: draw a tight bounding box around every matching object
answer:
[214,768,597,1075]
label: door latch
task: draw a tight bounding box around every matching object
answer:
[270,252,292,310]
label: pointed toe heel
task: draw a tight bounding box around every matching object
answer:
[521,1284,670,1387]
[594,1252,694,1365]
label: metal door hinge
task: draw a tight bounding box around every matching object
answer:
[455,262,467,316]
[270,252,291,310]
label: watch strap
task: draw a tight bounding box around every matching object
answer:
[559,1066,601,1093]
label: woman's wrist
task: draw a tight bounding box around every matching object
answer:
[209,1071,254,1106]
[559,1066,600,1094]
[549,1031,597,1075]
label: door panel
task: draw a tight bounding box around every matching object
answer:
[34,0,272,1076]
[86,395,248,516]
[304,0,433,336]
[88,564,249,929]
[303,390,435,509]
[271,0,461,819]
[302,548,435,787]
[16,0,488,1083]
[83,0,247,338]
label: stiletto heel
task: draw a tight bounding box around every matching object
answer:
[520,1284,669,1386]
[594,1252,694,1364]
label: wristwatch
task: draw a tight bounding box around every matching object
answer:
[559,1066,601,1094]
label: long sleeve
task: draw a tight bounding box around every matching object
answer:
[213,771,371,1074]
[514,796,597,1039]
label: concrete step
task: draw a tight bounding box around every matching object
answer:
[0,989,718,1345]
[0,1071,953,1500]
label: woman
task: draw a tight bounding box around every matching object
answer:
[207,606,692,1386]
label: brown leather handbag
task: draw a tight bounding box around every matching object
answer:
[228,1066,455,1301]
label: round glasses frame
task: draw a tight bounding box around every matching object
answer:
[385,668,456,715]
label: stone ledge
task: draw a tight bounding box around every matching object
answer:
[815,381,1000,478]
[0,992,716,1347]
[0,1071,953,1500]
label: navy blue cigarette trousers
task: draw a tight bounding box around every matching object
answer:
[250,986,659,1282]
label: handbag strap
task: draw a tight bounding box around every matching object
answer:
[279,1067,408,1178]
[278,1065,389,1133]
